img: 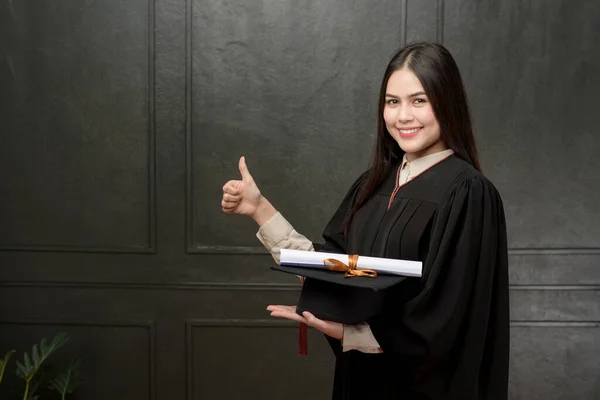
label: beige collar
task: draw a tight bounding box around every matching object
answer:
[401,149,454,182]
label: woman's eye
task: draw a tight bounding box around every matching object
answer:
[386,99,398,105]
[414,98,426,105]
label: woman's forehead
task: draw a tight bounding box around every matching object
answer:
[386,68,425,96]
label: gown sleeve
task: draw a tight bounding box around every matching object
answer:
[366,174,509,368]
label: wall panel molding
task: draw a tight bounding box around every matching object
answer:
[510,285,600,291]
[436,0,444,43]
[182,0,268,255]
[508,248,600,255]
[511,321,599,327]
[186,242,600,256]
[184,0,194,254]
[0,243,156,254]
[1,281,600,291]
[185,319,297,400]
[188,245,268,254]
[0,319,156,400]
[400,0,408,47]
[0,281,301,291]
[0,0,156,255]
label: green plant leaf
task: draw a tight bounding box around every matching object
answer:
[0,349,16,383]
[48,358,82,396]
[32,344,39,366]
[24,353,32,372]
[17,332,70,382]
[16,360,27,379]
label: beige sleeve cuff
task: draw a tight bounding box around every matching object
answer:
[256,212,314,264]
[342,324,383,354]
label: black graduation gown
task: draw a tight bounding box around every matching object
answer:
[312,155,509,400]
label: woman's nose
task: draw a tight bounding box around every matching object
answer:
[397,105,414,122]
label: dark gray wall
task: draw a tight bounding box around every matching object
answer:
[1,0,598,399]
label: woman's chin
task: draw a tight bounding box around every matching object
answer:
[396,141,423,155]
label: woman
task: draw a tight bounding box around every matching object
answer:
[221,42,509,399]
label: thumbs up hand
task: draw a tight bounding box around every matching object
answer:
[221,156,264,217]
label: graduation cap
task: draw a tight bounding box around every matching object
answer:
[271,250,422,355]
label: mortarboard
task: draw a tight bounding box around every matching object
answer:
[271,250,422,355]
[272,263,409,325]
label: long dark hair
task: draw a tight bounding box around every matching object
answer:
[346,42,481,231]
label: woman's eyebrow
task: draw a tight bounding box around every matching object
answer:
[385,91,427,98]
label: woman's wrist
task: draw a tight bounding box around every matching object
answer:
[251,196,277,226]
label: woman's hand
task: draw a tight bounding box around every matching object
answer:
[221,156,276,225]
[267,305,343,340]
[221,156,262,215]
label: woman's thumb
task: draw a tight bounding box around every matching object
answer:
[238,156,253,181]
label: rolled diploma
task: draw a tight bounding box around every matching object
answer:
[279,249,422,277]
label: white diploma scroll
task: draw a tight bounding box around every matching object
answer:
[279,249,422,277]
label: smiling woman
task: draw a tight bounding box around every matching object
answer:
[221,42,509,400]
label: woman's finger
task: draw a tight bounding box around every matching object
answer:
[267,304,289,311]
[266,305,296,312]
[221,199,240,207]
[301,311,343,339]
[267,305,308,323]
[302,311,322,328]
[223,193,241,202]
[221,200,239,210]
[269,310,307,324]
[222,180,242,195]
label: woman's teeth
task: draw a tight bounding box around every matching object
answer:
[400,128,420,134]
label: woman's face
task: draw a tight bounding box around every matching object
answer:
[383,67,446,161]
